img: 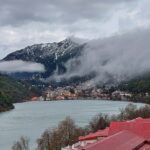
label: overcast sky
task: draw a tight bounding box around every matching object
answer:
[0,0,150,59]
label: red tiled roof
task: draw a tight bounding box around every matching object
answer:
[31,96,38,100]
[79,127,109,141]
[109,118,150,139]
[138,141,150,150]
[75,118,150,150]
[85,130,146,150]
[138,142,150,150]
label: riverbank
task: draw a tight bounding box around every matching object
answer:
[44,96,149,106]
[0,104,15,113]
[1,94,148,114]
[0,92,15,112]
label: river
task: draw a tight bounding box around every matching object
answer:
[0,100,144,150]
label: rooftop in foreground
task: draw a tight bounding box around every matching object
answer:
[62,117,150,150]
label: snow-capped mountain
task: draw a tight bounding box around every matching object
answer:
[3,38,86,80]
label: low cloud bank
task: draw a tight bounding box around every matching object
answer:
[0,60,45,73]
[50,28,150,85]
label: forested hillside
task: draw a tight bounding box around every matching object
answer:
[0,74,41,112]
[118,76,150,103]
[119,76,150,93]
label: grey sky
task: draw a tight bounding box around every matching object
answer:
[0,0,150,59]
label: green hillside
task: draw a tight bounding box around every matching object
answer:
[118,76,150,93]
[118,76,150,103]
[0,74,41,112]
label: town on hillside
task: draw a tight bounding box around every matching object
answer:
[44,85,132,101]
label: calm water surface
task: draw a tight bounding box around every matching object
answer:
[0,100,144,150]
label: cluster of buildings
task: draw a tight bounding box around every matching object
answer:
[111,90,132,100]
[44,84,132,101]
[45,86,77,100]
[62,117,150,150]
[45,86,110,100]
[30,87,133,101]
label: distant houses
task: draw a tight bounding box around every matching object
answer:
[44,86,112,100]
[112,90,132,100]
[45,88,78,100]
[44,86,133,101]
[31,96,44,101]
[31,89,133,101]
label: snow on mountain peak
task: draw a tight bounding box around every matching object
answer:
[3,38,82,62]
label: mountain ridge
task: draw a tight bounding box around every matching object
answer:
[2,38,86,82]
[3,38,150,89]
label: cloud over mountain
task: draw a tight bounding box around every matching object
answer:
[52,28,150,84]
[0,60,45,73]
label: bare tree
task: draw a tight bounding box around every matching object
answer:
[12,136,29,150]
[37,117,85,150]
[88,113,110,132]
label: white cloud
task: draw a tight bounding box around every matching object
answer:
[50,27,150,84]
[0,60,45,73]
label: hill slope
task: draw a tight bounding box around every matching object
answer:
[0,74,41,112]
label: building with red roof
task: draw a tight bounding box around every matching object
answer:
[79,127,109,141]
[109,117,150,139]
[62,118,150,150]
[85,130,147,150]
